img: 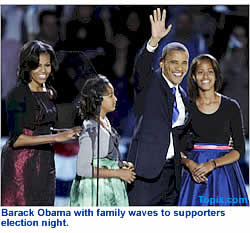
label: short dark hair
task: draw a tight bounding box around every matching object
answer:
[77,75,111,120]
[187,54,223,101]
[17,40,58,85]
[161,42,189,60]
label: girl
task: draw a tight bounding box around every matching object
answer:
[178,54,249,206]
[69,75,135,206]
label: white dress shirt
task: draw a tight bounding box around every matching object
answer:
[162,74,186,159]
[147,40,186,159]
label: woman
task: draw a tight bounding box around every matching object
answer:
[69,75,136,206]
[178,54,249,206]
[1,40,82,206]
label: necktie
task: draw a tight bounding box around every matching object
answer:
[171,87,179,125]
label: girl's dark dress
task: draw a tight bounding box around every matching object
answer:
[178,95,249,206]
[1,84,57,206]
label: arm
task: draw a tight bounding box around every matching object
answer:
[7,87,81,148]
[192,150,240,178]
[77,131,136,183]
[134,8,172,93]
[13,128,82,148]
[193,100,244,177]
[181,152,208,183]
[93,166,136,184]
[229,100,245,158]
[178,119,207,183]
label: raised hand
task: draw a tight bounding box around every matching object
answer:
[149,8,172,47]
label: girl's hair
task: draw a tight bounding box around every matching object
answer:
[17,40,58,85]
[77,75,110,120]
[187,54,223,101]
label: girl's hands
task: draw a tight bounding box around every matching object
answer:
[185,159,208,183]
[118,165,136,184]
[123,161,135,170]
[193,161,215,178]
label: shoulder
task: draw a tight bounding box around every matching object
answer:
[79,120,97,138]
[220,94,241,112]
[155,69,162,78]
[151,69,163,85]
[221,94,240,108]
[6,83,28,104]
[83,119,97,130]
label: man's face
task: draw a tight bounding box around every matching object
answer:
[160,49,189,86]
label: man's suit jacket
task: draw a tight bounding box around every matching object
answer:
[127,43,190,190]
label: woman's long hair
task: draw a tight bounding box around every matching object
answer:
[17,40,58,85]
[17,40,58,98]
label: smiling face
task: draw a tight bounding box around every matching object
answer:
[101,83,117,116]
[30,53,51,88]
[193,59,216,92]
[160,49,189,86]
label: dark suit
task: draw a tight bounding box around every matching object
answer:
[127,43,190,206]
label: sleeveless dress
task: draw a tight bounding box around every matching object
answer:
[1,90,57,206]
[178,96,249,206]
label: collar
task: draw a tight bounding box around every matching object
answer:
[161,72,179,90]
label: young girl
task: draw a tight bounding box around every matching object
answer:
[69,75,135,206]
[178,54,249,206]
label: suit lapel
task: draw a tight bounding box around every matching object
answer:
[178,86,191,127]
[158,71,191,127]
[158,73,174,125]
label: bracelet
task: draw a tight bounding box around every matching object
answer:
[211,160,217,169]
[181,154,187,159]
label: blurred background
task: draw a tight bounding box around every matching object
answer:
[1,5,249,205]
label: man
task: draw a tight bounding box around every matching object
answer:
[152,9,208,91]
[127,8,190,206]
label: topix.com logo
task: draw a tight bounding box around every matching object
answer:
[199,195,248,205]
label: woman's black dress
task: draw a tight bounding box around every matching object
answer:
[1,85,57,206]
